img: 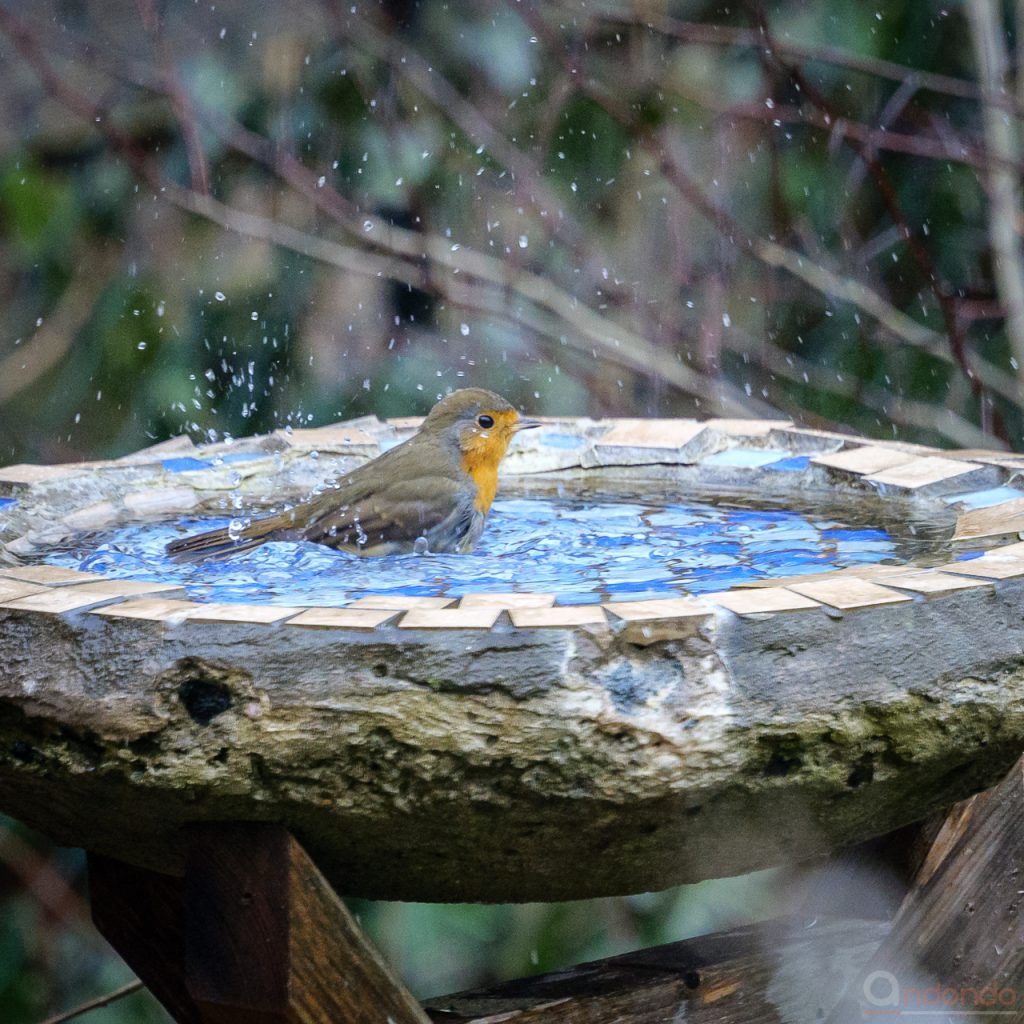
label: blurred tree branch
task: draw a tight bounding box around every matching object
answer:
[967,0,1024,382]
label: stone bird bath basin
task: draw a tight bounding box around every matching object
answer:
[2,414,1024,902]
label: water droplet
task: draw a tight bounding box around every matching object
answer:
[413,536,429,555]
[215,291,226,302]
[460,323,470,336]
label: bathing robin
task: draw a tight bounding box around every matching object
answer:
[166,388,539,559]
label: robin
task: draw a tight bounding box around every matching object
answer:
[166,388,539,559]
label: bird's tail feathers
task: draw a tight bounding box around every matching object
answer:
[165,514,289,562]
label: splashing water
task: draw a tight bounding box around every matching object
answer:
[39,497,912,607]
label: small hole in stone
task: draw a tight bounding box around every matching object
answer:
[683,971,701,990]
[372,663,388,677]
[179,677,232,726]
[846,757,874,788]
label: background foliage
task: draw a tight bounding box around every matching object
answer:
[2,0,1023,1019]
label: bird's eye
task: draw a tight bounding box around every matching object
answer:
[477,414,495,429]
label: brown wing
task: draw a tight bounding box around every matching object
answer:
[300,471,471,552]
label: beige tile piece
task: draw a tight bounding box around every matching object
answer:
[986,540,1024,558]
[91,598,200,622]
[785,578,913,610]
[510,606,609,628]
[864,456,992,492]
[596,419,707,449]
[589,420,711,465]
[185,603,305,624]
[459,593,556,609]
[704,418,793,436]
[276,425,380,449]
[386,417,425,430]
[0,566,107,585]
[706,588,821,615]
[399,607,502,629]
[0,579,46,602]
[880,571,994,598]
[286,607,399,630]
[953,499,1024,542]
[935,556,1024,580]
[735,564,908,589]
[812,446,917,475]
[0,580,181,613]
[123,488,199,517]
[346,595,455,610]
[944,448,1024,466]
[604,597,711,622]
[604,597,711,643]
[0,463,83,484]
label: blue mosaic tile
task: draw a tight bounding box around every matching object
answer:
[764,455,812,472]
[215,452,267,465]
[162,457,214,473]
[941,486,1024,510]
[38,497,915,607]
[702,448,791,468]
[541,433,587,449]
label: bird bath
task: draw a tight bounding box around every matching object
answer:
[2,414,1024,902]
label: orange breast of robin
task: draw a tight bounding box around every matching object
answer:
[460,411,518,513]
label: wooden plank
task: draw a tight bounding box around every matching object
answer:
[826,755,1024,1023]
[285,608,399,630]
[706,588,821,615]
[185,603,305,624]
[936,554,1024,580]
[878,570,994,598]
[810,446,917,475]
[425,916,886,1024]
[0,565,106,585]
[89,854,201,1024]
[509,606,609,628]
[785,578,913,611]
[184,823,429,1024]
[0,580,181,613]
[346,595,455,610]
[459,592,556,609]
[399,607,502,630]
[952,497,1024,541]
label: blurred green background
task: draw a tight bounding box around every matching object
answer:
[2,0,1022,1019]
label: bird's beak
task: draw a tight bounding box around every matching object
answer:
[512,418,542,432]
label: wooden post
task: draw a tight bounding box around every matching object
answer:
[89,823,428,1024]
[827,755,1024,1022]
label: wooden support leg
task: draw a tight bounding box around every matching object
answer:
[88,823,429,1024]
[826,754,1024,1022]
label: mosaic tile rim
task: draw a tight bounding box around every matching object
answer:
[1,416,1022,634]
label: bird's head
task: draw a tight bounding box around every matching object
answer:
[421,388,540,510]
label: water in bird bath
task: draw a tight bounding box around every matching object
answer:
[37,491,947,606]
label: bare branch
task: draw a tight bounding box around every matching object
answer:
[967,0,1024,380]
[38,981,145,1024]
